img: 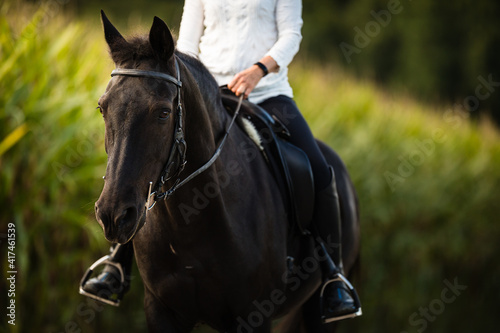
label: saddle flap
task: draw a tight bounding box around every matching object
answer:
[220,88,315,233]
[274,138,315,233]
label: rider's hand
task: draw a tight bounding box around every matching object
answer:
[228,56,278,99]
[228,65,265,99]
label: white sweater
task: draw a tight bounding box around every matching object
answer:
[177,0,303,104]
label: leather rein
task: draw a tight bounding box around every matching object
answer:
[110,57,244,212]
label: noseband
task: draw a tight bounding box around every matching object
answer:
[110,57,243,212]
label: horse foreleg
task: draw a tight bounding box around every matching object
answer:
[301,288,337,333]
[229,316,272,333]
[273,306,306,333]
[144,290,194,333]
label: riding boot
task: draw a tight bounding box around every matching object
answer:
[79,242,134,306]
[314,166,361,323]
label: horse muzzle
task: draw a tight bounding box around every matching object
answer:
[95,201,146,244]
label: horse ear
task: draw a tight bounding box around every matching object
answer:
[149,16,175,62]
[101,10,127,60]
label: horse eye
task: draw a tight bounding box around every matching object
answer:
[159,108,171,121]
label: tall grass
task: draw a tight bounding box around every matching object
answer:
[1,4,499,333]
[0,5,146,333]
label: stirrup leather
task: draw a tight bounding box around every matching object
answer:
[79,254,125,307]
[319,273,362,323]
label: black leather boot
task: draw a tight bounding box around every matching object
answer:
[314,166,361,323]
[79,242,134,306]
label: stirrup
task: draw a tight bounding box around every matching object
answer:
[79,254,125,307]
[319,273,362,323]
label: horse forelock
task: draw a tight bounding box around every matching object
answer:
[108,35,152,65]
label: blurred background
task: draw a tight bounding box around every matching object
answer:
[1,0,499,332]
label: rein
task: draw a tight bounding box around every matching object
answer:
[110,57,244,212]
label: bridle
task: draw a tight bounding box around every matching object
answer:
[110,57,243,213]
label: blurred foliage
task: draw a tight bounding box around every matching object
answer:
[0,2,145,332]
[302,0,500,125]
[1,1,499,333]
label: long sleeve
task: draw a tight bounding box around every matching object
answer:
[265,0,303,69]
[177,0,301,104]
[177,0,204,58]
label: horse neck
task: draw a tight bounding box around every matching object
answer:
[158,59,231,234]
[181,59,227,165]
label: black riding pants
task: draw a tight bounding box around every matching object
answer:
[258,95,331,190]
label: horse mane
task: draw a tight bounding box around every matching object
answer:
[175,51,223,112]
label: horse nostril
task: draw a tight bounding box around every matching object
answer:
[115,206,137,230]
[95,200,139,243]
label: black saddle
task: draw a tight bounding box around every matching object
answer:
[220,88,315,234]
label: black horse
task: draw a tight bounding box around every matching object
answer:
[94,12,360,333]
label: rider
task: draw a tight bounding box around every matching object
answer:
[81,0,360,323]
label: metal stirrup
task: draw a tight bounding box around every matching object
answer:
[319,273,363,323]
[316,239,362,322]
[79,246,126,307]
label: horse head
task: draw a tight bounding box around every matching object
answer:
[95,11,181,244]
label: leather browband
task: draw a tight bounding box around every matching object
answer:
[111,68,182,87]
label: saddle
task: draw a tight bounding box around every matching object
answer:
[220,88,315,233]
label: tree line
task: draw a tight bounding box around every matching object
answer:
[302,0,500,125]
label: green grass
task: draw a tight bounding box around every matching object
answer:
[1,4,499,333]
